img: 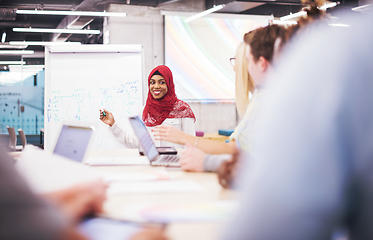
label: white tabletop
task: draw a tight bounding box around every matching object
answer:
[87,149,236,240]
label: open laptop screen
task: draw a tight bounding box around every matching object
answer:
[53,125,94,162]
[129,116,158,160]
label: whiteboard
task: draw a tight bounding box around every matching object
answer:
[44,44,144,151]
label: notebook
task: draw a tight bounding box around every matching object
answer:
[52,121,96,163]
[129,116,180,167]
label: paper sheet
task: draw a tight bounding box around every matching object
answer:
[108,179,203,195]
[87,157,150,166]
[121,201,238,223]
[16,146,103,193]
[104,171,174,182]
[78,218,141,240]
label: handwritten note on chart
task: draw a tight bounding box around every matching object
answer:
[45,47,143,150]
[47,81,140,122]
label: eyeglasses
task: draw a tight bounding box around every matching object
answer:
[230,58,236,67]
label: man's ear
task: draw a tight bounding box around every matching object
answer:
[258,56,269,73]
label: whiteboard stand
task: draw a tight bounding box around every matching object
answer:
[44,44,144,151]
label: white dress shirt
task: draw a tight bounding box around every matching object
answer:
[109,107,195,149]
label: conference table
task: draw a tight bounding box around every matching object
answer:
[87,149,237,240]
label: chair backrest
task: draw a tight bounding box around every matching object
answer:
[18,129,27,148]
[7,126,17,149]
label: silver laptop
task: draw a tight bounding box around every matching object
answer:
[53,121,96,163]
[129,116,180,167]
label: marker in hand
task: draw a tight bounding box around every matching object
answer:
[99,103,106,116]
[99,103,115,127]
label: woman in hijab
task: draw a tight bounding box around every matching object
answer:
[99,65,196,149]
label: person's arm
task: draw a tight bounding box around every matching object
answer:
[0,146,86,240]
[41,179,108,224]
[100,108,141,148]
[130,227,168,240]
[179,143,231,172]
[110,122,140,148]
[217,149,240,188]
[204,154,232,172]
[153,125,236,154]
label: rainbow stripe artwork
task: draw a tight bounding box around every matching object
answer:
[165,14,270,101]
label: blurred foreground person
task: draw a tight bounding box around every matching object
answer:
[223,10,373,240]
[216,0,328,188]
[0,146,167,240]
[0,145,84,239]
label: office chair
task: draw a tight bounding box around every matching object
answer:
[7,126,23,151]
[18,129,27,149]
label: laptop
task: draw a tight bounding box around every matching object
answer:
[129,116,180,167]
[139,146,177,156]
[53,121,96,163]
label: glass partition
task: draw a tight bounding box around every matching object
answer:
[0,68,44,135]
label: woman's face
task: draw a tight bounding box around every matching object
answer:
[150,75,168,99]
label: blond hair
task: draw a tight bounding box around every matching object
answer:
[235,41,255,117]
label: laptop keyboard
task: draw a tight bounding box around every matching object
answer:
[153,155,180,167]
[158,155,179,162]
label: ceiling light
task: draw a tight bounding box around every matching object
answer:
[16,9,127,17]
[158,0,180,6]
[0,61,26,65]
[1,32,6,43]
[280,2,338,21]
[22,65,45,68]
[352,4,371,12]
[329,23,349,27]
[0,44,27,49]
[185,4,225,23]
[13,28,100,34]
[319,2,338,10]
[9,65,44,72]
[280,11,307,21]
[0,50,34,55]
[9,41,81,46]
[271,20,298,25]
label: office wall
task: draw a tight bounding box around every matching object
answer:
[188,101,238,133]
[107,1,238,133]
[107,1,204,75]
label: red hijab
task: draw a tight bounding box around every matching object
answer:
[142,65,196,127]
